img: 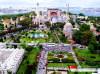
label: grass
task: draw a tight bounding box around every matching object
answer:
[20,30,48,43]
[17,47,40,74]
[75,48,100,61]
[20,37,47,43]
[68,72,92,74]
[48,63,76,67]
[74,48,100,68]
[27,47,40,64]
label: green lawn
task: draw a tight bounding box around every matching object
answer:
[68,72,92,74]
[48,63,76,67]
[17,47,40,74]
[75,48,100,61]
[74,48,100,68]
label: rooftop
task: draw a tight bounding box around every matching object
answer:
[0,50,13,63]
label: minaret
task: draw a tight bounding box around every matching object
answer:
[35,2,40,25]
[36,2,39,17]
[66,3,70,21]
[66,3,69,14]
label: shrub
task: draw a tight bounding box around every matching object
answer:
[48,58,60,63]
[25,46,34,52]
[63,58,75,63]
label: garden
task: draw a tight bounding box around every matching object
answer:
[20,30,48,43]
[47,51,76,68]
[74,48,100,68]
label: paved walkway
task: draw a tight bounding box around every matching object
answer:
[47,67,68,71]
[36,51,48,74]
[47,71,67,74]
[71,48,81,68]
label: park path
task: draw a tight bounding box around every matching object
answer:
[53,30,61,43]
[36,50,48,74]
[71,48,81,68]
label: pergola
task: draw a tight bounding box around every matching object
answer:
[0,48,25,74]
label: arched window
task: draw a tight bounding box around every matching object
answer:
[50,12,57,16]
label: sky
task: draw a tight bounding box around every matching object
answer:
[0,0,100,8]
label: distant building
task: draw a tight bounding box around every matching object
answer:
[90,24,100,36]
[2,18,17,30]
[2,19,11,29]
[47,8,61,19]
[32,16,40,25]
[47,8,66,23]
[77,16,88,19]
[38,24,47,31]
[32,8,67,25]
[0,15,27,30]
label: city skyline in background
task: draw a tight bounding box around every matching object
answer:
[0,0,100,9]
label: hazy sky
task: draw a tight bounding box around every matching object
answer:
[0,0,100,8]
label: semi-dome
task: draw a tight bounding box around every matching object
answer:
[63,22,73,39]
[64,22,73,27]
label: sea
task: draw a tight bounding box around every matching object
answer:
[0,7,100,17]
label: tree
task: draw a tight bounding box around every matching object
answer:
[11,16,17,20]
[18,18,32,27]
[39,45,43,49]
[62,11,66,14]
[88,36,99,53]
[0,23,4,31]
[45,21,51,28]
[29,11,37,18]
[59,33,67,43]
[32,11,37,16]
[76,18,81,25]
[13,36,20,43]
[96,26,100,32]
[0,38,3,42]
[54,22,65,29]
[96,43,100,54]
[96,35,100,42]
[78,13,85,16]
[68,12,73,15]
[81,31,93,45]
[73,30,93,45]
[79,24,90,32]
[73,30,83,44]
[25,46,34,52]
[69,18,75,26]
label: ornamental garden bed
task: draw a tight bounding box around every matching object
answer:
[47,51,76,68]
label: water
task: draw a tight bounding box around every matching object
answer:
[61,7,100,16]
[0,9,31,15]
[31,33,47,38]
[0,7,100,16]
